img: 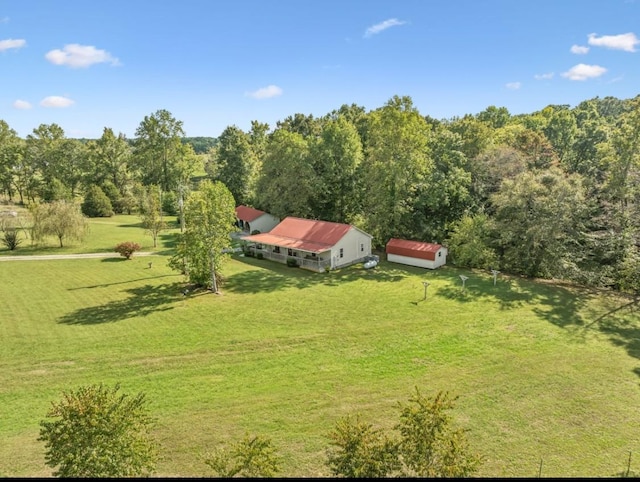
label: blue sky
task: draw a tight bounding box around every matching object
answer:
[1,0,639,139]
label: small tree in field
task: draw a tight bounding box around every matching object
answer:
[326,388,482,478]
[203,434,281,477]
[38,383,159,478]
[82,184,114,217]
[30,200,89,248]
[139,185,166,248]
[114,241,142,259]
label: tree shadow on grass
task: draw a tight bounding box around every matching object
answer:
[58,282,184,325]
[224,256,407,294]
[67,274,180,290]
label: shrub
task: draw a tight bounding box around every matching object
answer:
[286,257,298,267]
[2,229,21,250]
[115,241,142,260]
[256,252,264,260]
[250,229,261,235]
[82,185,114,218]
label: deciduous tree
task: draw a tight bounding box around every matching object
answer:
[38,383,158,478]
[169,179,236,292]
[30,200,89,248]
[204,434,281,477]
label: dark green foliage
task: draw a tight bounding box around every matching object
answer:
[100,180,123,214]
[203,434,281,477]
[82,185,114,217]
[256,252,264,260]
[38,383,158,478]
[162,190,178,216]
[2,228,21,250]
[286,257,299,267]
[114,241,142,259]
[326,415,400,477]
[326,388,482,478]
[250,229,261,235]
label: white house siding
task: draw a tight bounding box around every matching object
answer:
[250,214,280,234]
[387,247,448,270]
[331,228,372,268]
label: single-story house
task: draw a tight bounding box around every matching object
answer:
[241,217,373,272]
[235,205,280,234]
[386,238,448,269]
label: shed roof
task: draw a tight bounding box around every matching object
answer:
[236,205,266,222]
[243,217,367,253]
[386,238,443,261]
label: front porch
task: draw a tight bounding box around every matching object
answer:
[246,243,331,272]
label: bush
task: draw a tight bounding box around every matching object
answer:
[2,229,21,250]
[256,252,264,260]
[286,257,298,267]
[203,434,280,477]
[82,185,114,218]
[115,241,142,260]
[250,229,261,235]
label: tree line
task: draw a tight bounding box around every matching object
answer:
[1,94,640,292]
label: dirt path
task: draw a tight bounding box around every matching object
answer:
[0,252,156,261]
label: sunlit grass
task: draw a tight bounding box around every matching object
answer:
[1,239,640,477]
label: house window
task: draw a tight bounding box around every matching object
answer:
[274,246,280,254]
[360,243,364,252]
[339,248,344,258]
[311,253,316,258]
[438,251,442,257]
[288,248,293,256]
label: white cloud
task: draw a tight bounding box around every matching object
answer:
[0,38,26,51]
[40,96,75,108]
[561,63,607,81]
[506,82,521,90]
[534,72,554,80]
[245,85,283,99]
[587,32,639,52]
[13,99,32,109]
[570,44,589,54]
[45,44,120,68]
[364,18,407,38]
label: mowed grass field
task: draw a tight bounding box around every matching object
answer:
[1,215,640,477]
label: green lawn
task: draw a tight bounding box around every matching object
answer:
[0,212,181,256]
[1,220,640,477]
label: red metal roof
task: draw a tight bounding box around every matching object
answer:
[242,217,355,253]
[236,205,266,222]
[386,238,442,261]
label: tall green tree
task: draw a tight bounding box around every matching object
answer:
[132,109,187,191]
[0,120,21,200]
[87,127,132,193]
[309,116,364,223]
[255,129,314,219]
[169,180,236,292]
[211,125,258,206]
[38,383,158,478]
[412,125,471,241]
[360,96,432,246]
[492,168,587,278]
